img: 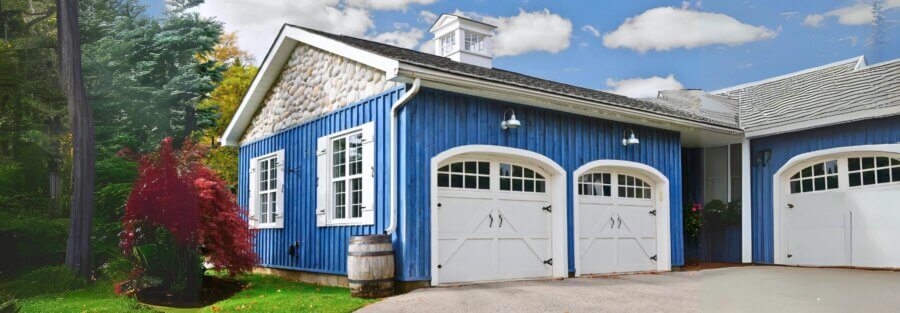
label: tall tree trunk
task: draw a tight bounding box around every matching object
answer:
[57,0,95,277]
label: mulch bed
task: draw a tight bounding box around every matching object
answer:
[136,276,245,308]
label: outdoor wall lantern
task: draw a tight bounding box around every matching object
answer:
[622,128,640,146]
[500,108,521,130]
[755,149,772,166]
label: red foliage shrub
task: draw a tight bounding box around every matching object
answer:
[121,138,257,276]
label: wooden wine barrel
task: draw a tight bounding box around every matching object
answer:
[347,234,395,298]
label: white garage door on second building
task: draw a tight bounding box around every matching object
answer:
[782,153,900,268]
[577,171,658,275]
[435,159,554,284]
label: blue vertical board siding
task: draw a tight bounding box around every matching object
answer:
[238,87,404,275]
[749,116,900,264]
[397,88,685,280]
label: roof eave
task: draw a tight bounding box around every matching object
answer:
[396,63,743,135]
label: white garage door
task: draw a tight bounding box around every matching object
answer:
[783,154,900,268]
[577,171,658,275]
[435,159,553,284]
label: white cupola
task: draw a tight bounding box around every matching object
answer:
[429,14,496,68]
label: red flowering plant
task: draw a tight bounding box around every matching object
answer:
[119,138,257,299]
[683,202,703,240]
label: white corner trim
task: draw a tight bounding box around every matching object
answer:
[771,143,900,264]
[571,160,671,276]
[221,25,401,147]
[429,145,568,286]
[741,139,752,263]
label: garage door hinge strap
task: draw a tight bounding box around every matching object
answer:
[650,255,657,261]
[649,210,656,216]
[542,205,552,213]
[544,258,553,266]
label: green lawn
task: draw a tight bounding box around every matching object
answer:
[3,267,377,313]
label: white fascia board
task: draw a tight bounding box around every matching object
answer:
[745,107,900,139]
[711,56,864,94]
[395,64,743,136]
[220,25,400,147]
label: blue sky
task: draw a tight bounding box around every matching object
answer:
[153,0,898,97]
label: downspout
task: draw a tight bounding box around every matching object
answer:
[385,78,421,235]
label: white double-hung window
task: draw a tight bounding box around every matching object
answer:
[248,150,285,229]
[440,34,456,55]
[316,122,376,226]
[464,31,485,53]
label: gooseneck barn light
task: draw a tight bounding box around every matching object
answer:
[622,128,640,146]
[500,108,521,130]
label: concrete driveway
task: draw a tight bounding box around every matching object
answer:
[357,266,900,313]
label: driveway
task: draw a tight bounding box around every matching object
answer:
[358,266,900,313]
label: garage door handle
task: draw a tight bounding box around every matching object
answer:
[617,217,623,229]
[489,214,493,228]
[499,214,503,228]
[610,217,615,226]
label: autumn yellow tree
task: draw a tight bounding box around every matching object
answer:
[197,32,257,185]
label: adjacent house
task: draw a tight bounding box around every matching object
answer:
[220,14,900,287]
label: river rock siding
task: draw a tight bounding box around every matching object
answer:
[241,43,400,144]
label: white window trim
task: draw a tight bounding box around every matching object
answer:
[440,34,456,55]
[317,122,376,227]
[248,150,285,229]
[463,31,485,53]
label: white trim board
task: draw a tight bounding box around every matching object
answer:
[770,144,900,265]
[429,145,568,286]
[571,160,672,276]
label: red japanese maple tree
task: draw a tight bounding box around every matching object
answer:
[121,138,257,288]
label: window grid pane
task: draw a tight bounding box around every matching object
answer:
[499,163,546,193]
[616,174,651,199]
[437,161,490,190]
[846,156,900,187]
[578,172,612,197]
[790,160,839,193]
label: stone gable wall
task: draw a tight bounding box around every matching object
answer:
[241,44,399,143]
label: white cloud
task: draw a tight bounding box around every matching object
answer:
[804,0,900,27]
[196,0,441,62]
[602,7,777,53]
[466,9,572,57]
[605,75,684,99]
[803,14,825,27]
[779,11,798,19]
[838,35,859,46]
[367,28,425,49]
[581,25,601,37]
[419,10,438,24]
[345,0,438,11]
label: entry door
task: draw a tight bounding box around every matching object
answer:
[436,159,553,284]
[578,172,657,275]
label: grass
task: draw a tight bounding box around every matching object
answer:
[2,266,377,313]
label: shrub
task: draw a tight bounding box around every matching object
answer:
[0,212,68,279]
[1,266,88,298]
[704,200,741,225]
[119,138,256,299]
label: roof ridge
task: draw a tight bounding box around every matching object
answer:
[711,56,864,94]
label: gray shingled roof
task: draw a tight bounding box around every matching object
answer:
[644,90,740,128]
[292,25,739,129]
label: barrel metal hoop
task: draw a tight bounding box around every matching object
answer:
[348,278,394,284]
[349,235,392,244]
[347,250,394,257]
